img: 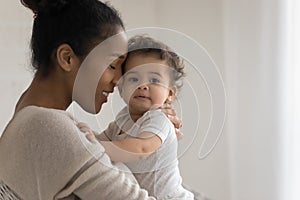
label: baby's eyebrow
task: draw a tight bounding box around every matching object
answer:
[148,71,162,77]
[124,71,138,76]
[125,71,163,77]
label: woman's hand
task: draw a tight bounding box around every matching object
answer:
[160,103,183,140]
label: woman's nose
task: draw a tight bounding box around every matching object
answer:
[112,68,122,85]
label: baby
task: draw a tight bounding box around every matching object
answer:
[79,35,194,199]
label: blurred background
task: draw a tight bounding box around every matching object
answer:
[0,0,299,200]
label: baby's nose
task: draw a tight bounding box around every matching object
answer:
[138,84,149,90]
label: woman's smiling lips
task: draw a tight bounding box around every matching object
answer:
[102,90,113,102]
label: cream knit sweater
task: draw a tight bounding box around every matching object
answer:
[0,106,155,200]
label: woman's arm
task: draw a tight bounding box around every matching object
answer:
[20,109,155,200]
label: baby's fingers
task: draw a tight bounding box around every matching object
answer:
[77,122,89,129]
[78,126,96,142]
[78,126,93,134]
[85,132,96,141]
[76,122,97,143]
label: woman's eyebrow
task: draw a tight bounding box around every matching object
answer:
[111,53,126,59]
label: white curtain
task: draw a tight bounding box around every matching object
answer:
[280,0,300,199]
[223,0,298,199]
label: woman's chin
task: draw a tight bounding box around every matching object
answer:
[94,104,102,114]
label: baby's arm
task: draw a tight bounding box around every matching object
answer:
[100,133,162,162]
[77,122,162,162]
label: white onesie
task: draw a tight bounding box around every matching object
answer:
[100,107,194,200]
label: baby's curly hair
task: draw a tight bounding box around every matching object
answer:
[122,35,185,90]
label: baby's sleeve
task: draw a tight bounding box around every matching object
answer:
[131,110,171,144]
[96,121,119,141]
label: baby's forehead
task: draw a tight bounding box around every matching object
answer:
[121,64,174,88]
[124,53,169,72]
[124,63,171,74]
[127,52,164,62]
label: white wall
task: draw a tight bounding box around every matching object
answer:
[0,1,33,134]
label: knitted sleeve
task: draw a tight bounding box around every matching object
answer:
[1,106,155,200]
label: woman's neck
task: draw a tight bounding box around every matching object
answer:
[15,74,72,113]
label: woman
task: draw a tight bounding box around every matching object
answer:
[0,0,180,199]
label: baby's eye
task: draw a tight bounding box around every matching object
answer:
[128,77,139,82]
[149,78,160,84]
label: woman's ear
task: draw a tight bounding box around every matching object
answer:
[56,44,80,72]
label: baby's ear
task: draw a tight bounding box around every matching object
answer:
[167,86,177,102]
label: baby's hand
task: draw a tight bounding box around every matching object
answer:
[77,122,96,142]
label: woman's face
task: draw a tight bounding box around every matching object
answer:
[94,54,126,113]
[93,29,128,113]
[72,28,128,114]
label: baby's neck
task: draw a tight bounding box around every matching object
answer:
[129,112,145,122]
[128,105,162,122]
[128,107,149,122]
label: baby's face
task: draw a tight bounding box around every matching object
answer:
[120,54,174,114]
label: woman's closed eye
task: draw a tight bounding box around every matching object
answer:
[109,65,116,70]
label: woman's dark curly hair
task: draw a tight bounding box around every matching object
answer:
[21,0,124,77]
